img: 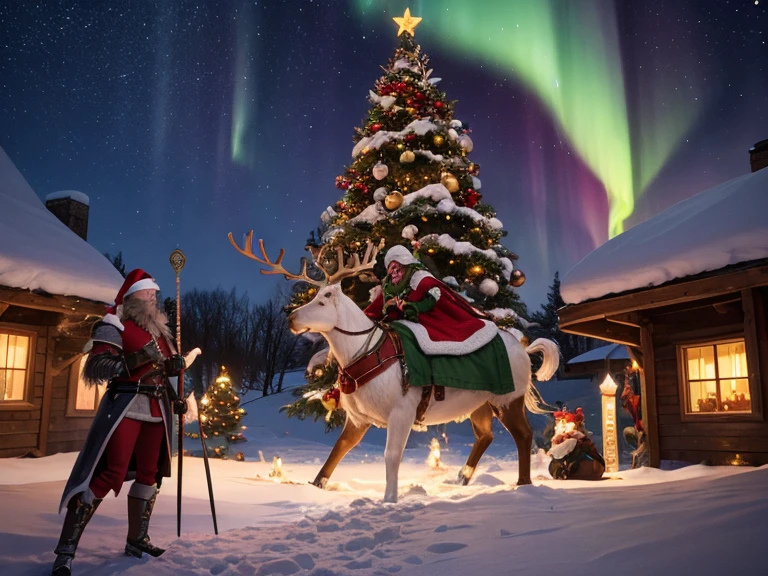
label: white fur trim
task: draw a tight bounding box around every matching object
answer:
[409,269,434,290]
[124,277,160,298]
[395,318,498,355]
[549,438,578,460]
[385,245,419,268]
[428,287,441,301]
[369,285,383,303]
[102,313,125,331]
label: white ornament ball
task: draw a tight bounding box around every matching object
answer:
[450,119,463,129]
[471,175,482,190]
[479,278,499,297]
[401,224,419,240]
[373,187,388,202]
[399,150,416,163]
[372,162,389,180]
[448,128,459,141]
[459,135,474,153]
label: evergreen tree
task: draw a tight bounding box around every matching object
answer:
[199,366,247,457]
[285,16,530,426]
[531,271,582,363]
[104,251,127,277]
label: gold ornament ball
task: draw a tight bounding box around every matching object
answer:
[399,150,415,164]
[511,269,526,288]
[406,107,416,115]
[433,134,444,146]
[384,191,404,210]
[441,173,460,193]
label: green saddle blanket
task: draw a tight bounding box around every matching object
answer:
[390,323,514,394]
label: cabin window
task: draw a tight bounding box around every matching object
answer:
[0,331,32,403]
[681,339,752,415]
[68,356,107,415]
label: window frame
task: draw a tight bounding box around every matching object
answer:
[0,324,37,410]
[66,354,106,417]
[677,335,762,422]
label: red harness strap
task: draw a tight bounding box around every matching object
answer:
[339,330,405,394]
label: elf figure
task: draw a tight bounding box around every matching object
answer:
[547,407,605,481]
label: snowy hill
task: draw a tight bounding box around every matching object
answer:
[0,146,123,303]
[1,375,766,575]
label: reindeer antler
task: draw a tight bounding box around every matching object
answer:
[322,238,385,284]
[227,231,326,287]
[229,231,385,287]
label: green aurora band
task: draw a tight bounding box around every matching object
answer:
[351,0,699,237]
[231,11,256,168]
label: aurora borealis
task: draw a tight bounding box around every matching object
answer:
[1,1,766,308]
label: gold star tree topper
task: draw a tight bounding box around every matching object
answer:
[393,8,422,36]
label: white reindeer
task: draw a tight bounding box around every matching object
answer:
[229,233,559,503]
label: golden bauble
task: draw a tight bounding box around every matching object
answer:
[384,191,404,210]
[433,134,445,146]
[399,150,415,163]
[441,173,460,193]
[511,269,526,288]
[406,107,416,114]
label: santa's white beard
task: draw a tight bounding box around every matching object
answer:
[122,297,173,341]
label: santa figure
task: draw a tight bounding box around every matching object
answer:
[547,407,605,481]
[52,269,200,576]
[364,245,497,354]
[363,245,512,394]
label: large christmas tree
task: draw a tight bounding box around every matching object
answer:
[286,9,529,425]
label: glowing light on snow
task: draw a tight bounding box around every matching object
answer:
[351,0,699,238]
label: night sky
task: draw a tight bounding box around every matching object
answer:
[1,0,766,309]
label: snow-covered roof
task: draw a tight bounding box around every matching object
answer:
[45,190,90,206]
[562,168,768,304]
[567,344,629,365]
[0,146,123,304]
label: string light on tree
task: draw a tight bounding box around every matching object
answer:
[197,366,248,458]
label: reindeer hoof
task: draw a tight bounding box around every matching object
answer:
[310,477,328,490]
[516,477,532,486]
[458,465,474,486]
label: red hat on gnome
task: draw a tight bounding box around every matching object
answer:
[103,269,160,329]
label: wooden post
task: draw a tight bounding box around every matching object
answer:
[37,327,55,455]
[639,321,660,467]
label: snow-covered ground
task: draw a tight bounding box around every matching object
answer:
[1,375,765,575]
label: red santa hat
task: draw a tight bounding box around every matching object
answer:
[103,269,160,330]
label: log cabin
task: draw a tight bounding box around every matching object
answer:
[558,140,768,467]
[0,147,123,457]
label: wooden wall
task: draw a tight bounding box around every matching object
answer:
[646,289,768,465]
[46,333,92,454]
[0,316,47,458]
[1,304,96,457]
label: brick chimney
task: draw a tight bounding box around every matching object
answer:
[45,190,90,241]
[750,139,768,173]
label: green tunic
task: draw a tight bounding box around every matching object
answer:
[390,323,514,394]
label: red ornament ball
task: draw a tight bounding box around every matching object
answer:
[371,123,382,133]
[435,101,444,108]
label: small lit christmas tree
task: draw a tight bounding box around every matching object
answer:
[199,366,247,457]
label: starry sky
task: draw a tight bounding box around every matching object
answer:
[1,0,766,309]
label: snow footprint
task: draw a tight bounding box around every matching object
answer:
[426,542,468,554]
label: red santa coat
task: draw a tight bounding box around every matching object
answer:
[364,270,499,356]
[58,318,175,512]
